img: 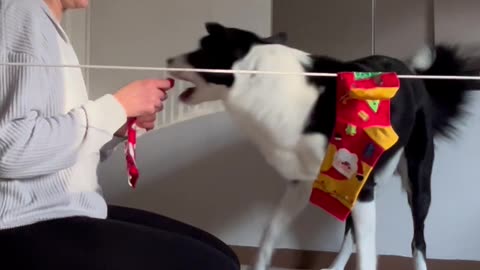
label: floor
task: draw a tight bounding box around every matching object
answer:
[241,266,297,270]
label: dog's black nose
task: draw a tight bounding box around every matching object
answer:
[167,58,174,65]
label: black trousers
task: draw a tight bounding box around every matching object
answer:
[0,205,240,270]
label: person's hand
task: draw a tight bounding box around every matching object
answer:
[136,113,157,131]
[114,113,158,137]
[113,79,174,117]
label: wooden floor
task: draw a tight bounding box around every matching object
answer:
[233,246,480,270]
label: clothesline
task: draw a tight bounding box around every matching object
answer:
[2,62,480,80]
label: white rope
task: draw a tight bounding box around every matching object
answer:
[1,62,480,80]
[371,0,376,55]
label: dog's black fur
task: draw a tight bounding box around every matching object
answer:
[303,47,477,255]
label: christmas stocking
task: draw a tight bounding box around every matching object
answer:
[310,72,400,221]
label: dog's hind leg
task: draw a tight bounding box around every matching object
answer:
[351,179,377,270]
[324,147,404,270]
[252,180,311,270]
[398,114,434,270]
[322,219,355,270]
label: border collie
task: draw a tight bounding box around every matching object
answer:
[167,22,479,270]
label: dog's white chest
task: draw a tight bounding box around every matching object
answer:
[225,98,328,181]
[220,44,329,181]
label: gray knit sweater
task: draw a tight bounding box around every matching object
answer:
[0,0,127,229]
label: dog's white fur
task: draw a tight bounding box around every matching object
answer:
[170,43,432,270]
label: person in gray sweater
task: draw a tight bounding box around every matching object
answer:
[0,0,239,269]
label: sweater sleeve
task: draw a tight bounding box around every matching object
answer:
[99,126,150,162]
[0,53,127,179]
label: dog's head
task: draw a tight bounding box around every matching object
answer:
[167,22,287,105]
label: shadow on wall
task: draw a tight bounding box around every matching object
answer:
[98,112,343,249]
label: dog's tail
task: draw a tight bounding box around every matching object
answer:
[410,45,480,138]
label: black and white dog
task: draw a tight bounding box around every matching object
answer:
[167,22,479,270]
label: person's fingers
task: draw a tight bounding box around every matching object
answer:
[155,102,164,112]
[145,78,175,90]
[138,114,156,122]
[158,91,166,101]
[137,121,155,130]
[138,113,156,130]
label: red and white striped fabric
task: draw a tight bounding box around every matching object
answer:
[123,78,175,189]
[125,117,139,188]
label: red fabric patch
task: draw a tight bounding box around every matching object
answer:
[126,118,139,188]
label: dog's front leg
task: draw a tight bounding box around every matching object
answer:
[251,180,311,270]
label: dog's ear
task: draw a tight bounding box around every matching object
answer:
[205,22,226,36]
[263,32,288,44]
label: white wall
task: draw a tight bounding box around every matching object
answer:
[61,9,89,65]
[63,0,480,262]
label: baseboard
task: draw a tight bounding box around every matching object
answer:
[231,246,480,270]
